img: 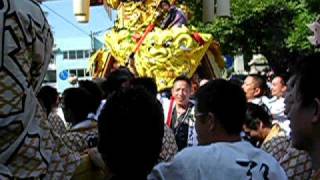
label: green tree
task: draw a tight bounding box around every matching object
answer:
[188,0,318,73]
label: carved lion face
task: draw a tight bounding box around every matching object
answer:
[135,27,212,91]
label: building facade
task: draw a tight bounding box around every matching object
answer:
[43,37,103,93]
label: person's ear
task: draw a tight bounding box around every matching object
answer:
[253,88,261,97]
[312,98,320,124]
[282,86,287,94]
[208,112,216,132]
[258,121,264,129]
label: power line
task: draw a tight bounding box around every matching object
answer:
[42,3,90,37]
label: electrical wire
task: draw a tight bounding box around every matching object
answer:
[42,3,90,36]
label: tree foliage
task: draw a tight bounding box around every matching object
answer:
[188,0,318,73]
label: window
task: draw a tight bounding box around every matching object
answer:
[69,50,76,59]
[69,69,77,76]
[77,69,85,77]
[49,58,55,64]
[76,50,84,59]
[84,50,90,58]
[85,69,91,77]
[63,51,68,59]
[68,69,89,77]
[44,70,56,83]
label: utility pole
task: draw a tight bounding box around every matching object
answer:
[90,29,108,51]
[202,0,231,23]
[90,31,94,51]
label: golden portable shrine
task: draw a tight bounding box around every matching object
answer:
[82,0,226,91]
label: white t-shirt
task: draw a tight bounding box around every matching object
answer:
[267,97,285,118]
[148,141,288,180]
[251,96,269,106]
[265,97,291,135]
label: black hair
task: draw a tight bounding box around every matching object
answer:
[244,103,272,130]
[37,86,59,116]
[130,77,158,97]
[62,87,93,124]
[229,75,245,88]
[294,53,320,106]
[195,79,247,135]
[78,80,103,113]
[249,74,269,97]
[101,67,134,99]
[98,87,164,179]
[273,74,288,86]
[160,0,170,6]
[173,75,192,89]
[159,88,172,99]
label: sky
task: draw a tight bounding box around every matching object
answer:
[41,0,115,40]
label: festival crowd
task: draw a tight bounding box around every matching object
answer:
[1,0,320,180]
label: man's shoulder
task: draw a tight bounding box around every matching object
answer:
[172,144,210,159]
[149,142,287,179]
[173,141,281,164]
[156,143,221,167]
[149,145,220,179]
[266,96,285,109]
[169,6,178,12]
[176,141,275,159]
[211,141,287,168]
